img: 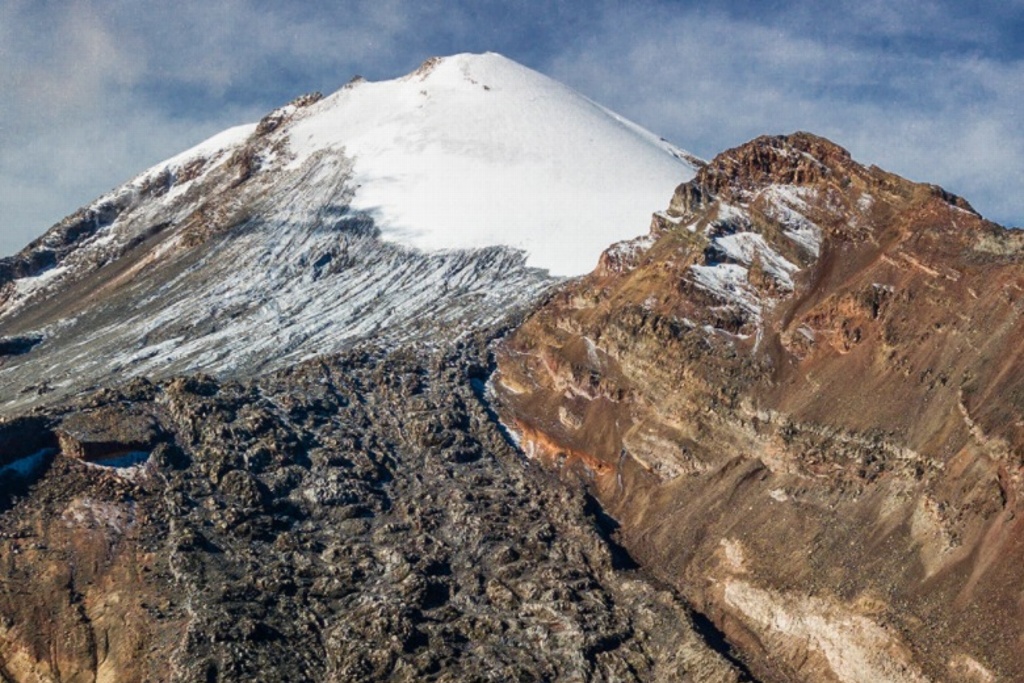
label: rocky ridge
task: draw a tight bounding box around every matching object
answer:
[495,132,1024,682]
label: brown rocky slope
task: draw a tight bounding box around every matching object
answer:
[495,132,1024,683]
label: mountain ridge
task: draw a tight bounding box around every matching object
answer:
[494,130,1024,682]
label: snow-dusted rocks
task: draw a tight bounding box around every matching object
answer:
[0,53,698,410]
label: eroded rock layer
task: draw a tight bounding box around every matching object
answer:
[495,133,1024,683]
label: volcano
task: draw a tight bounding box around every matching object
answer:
[1,54,1023,683]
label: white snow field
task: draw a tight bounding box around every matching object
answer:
[285,52,699,276]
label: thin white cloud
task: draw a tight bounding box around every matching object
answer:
[547,4,1024,227]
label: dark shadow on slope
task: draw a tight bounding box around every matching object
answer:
[0,418,60,512]
[689,609,760,682]
[0,449,57,513]
[582,492,640,571]
[0,335,43,357]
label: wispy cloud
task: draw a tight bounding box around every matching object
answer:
[2,1,1022,256]
[547,2,1024,225]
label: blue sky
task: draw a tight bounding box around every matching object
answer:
[2,0,1023,255]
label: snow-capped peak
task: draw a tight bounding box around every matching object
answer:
[0,53,700,410]
[280,51,699,276]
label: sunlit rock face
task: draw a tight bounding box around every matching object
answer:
[495,132,1024,683]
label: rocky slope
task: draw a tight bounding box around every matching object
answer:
[0,335,746,682]
[494,132,1024,682]
[0,54,745,682]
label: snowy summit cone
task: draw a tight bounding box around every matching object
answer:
[0,52,698,410]
[282,52,700,275]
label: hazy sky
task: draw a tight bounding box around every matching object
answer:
[3,0,1023,255]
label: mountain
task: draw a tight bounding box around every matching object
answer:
[2,54,1023,683]
[495,132,1024,682]
[0,54,744,682]
[0,52,699,413]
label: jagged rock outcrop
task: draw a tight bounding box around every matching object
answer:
[495,132,1024,682]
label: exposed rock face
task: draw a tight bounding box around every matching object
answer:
[495,133,1024,682]
[0,337,745,682]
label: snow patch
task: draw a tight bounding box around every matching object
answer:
[11,264,70,300]
[604,233,656,271]
[690,263,761,316]
[88,451,150,469]
[713,202,749,227]
[760,185,823,257]
[713,232,799,289]
[654,211,684,225]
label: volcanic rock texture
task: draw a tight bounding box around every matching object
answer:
[0,338,745,682]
